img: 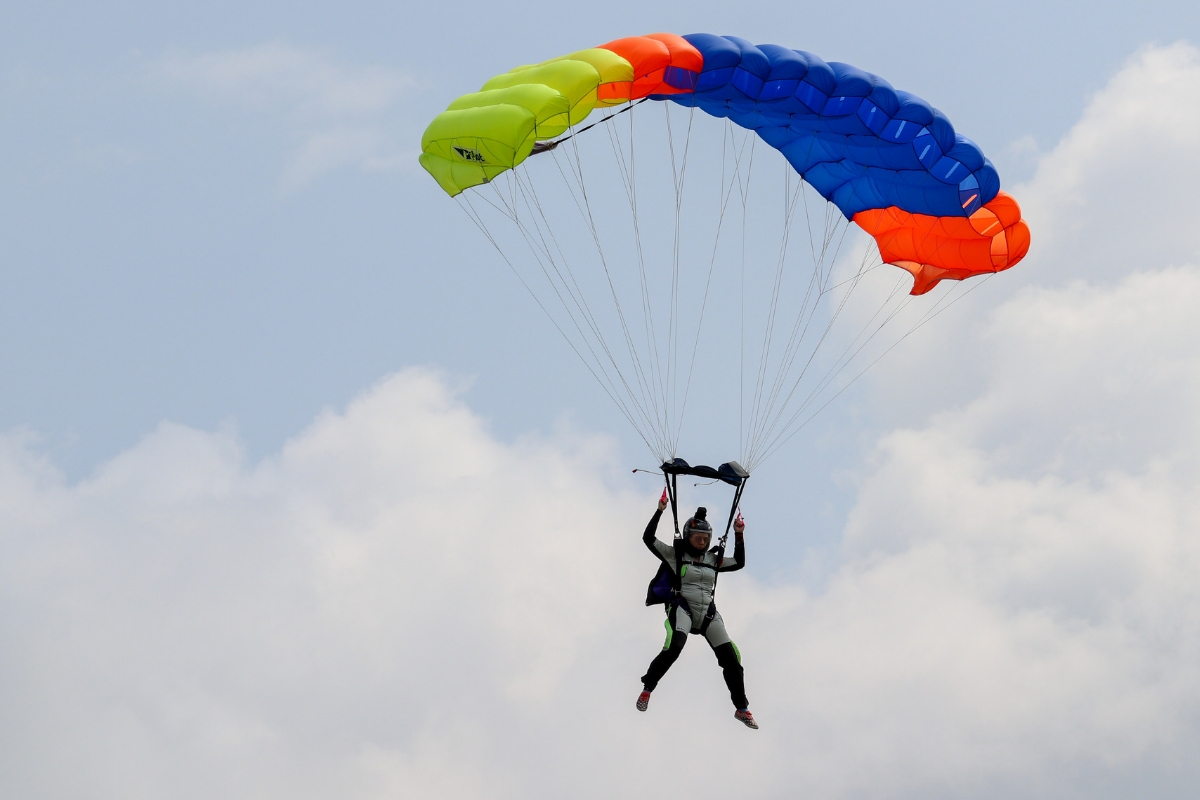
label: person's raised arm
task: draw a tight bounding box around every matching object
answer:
[719,512,746,572]
[644,490,674,562]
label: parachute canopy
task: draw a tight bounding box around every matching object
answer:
[420,32,1029,296]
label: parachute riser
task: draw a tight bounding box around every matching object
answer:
[707,478,746,605]
[664,472,681,539]
[718,478,747,550]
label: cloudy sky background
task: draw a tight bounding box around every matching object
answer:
[4,2,1200,798]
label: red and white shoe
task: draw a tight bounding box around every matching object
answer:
[636,691,651,712]
[734,709,759,729]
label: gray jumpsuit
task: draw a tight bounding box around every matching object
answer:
[640,507,748,708]
[647,530,738,647]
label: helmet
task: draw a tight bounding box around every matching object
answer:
[683,506,713,540]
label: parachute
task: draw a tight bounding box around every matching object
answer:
[419,33,1029,474]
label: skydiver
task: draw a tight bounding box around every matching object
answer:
[636,492,757,729]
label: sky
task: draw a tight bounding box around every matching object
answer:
[4,2,1200,798]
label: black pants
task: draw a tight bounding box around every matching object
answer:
[641,630,748,709]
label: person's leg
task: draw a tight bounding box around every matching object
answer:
[641,605,690,691]
[705,614,748,710]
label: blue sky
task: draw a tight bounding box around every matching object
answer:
[4,0,1199,570]
[3,0,1198,478]
[5,3,1200,798]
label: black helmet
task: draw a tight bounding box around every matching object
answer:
[683,506,712,539]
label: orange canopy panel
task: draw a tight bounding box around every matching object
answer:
[854,192,1031,295]
[596,34,702,103]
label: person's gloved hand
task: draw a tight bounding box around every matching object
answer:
[658,489,668,511]
[734,512,745,535]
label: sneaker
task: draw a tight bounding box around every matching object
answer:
[734,709,759,729]
[636,691,651,712]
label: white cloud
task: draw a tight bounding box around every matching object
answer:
[1019,41,1200,282]
[161,42,413,190]
[783,326,1200,792]
[6,40,1200,800]
[0,370,658,799]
